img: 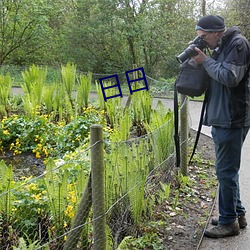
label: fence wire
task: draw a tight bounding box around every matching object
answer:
[0,117,188,249]
[0,70,193,249]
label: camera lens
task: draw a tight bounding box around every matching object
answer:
[176,36,208,63]
[176,44,198,63]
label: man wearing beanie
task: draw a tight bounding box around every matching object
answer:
[192,15,250,238]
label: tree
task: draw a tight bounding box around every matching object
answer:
[220,0,250,39]
[0,0,48,65]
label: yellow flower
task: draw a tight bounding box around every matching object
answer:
[3,130,9,135]
[43,147,49,157]
[14,149,22,155]
[26,183,37,191]
[12,207,17,212]
[65,205,74,218]
[71,195,76,204]
[32,193,42,201]
[36,152,41,159]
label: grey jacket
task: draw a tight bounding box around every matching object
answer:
[203,26,250,128]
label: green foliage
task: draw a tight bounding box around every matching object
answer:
[0,110,101,158]
[0,0,52,65]
[61,63,76,101]
[21,65,47,118]
[76,72,92,110]
[0,0,227,77]
[131,90,153,125]
[178,172,192,189]
[105,136,153,228]
[0,161,14,222]
[0,73,12,117]
[145,100,174,163]
[12,176,48,240]
[117,233,163,250]
[110,109,132,141]
[13,235,46,250]
[43,159,68,230]
[105,95,123,129]
[0,69,179,248]
[158,182,171,203]
[96,81,106,110]
[43,84,56,113]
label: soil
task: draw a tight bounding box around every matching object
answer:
[0,152,45,180]
[158,130,217,250]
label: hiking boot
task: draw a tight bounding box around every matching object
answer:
[211,214,247,229]
[204,222,240,238]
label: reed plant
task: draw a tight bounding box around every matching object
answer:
[131,89,153,135]
[96,81,123,128]
[105,137,152,227]
[96,81,106,110]
[43,84,56,114]
[0,161,14,222]
[109,109,132,141]
[21,65,47,118]
[76,72,92,111]
[52,82,73,122]
[43,159,68,227]
[144,100,174,164]
[126,140,150,224]
[131,90,152,124]
[0,73,12,117]
[60,63,76,103]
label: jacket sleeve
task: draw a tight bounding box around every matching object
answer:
[203,37,250,87]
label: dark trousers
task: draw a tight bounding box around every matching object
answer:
[211,126,249,225]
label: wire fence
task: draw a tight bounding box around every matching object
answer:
[0,66,192,249]
[0,104,192,249]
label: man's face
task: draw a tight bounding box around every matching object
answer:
[196,30,222,49]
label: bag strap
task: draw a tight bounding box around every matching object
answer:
[188,91,208,164]
[174,80,180,168]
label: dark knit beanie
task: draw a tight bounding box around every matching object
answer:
[195,15,225,32]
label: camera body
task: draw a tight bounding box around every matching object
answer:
[176,36,208,63]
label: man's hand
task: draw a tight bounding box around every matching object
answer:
[192,47,207,64]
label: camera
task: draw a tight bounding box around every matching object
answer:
[176,36,208,64]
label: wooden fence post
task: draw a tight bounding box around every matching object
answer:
[91,124,106,250]
[180,94,188,176]
[63,175,92,250]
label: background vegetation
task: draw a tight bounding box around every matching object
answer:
[0,0,249,80]
[1,0,241,248]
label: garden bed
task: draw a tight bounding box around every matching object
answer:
[0,130,217,250]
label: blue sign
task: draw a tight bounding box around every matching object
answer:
[99,67,148,101]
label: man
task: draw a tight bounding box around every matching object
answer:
[192,15,250,238]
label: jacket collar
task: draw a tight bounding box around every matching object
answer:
[221,26,241,46]
[212,26,241,58]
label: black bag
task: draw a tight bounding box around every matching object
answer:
[175,58,208,97]
[174,58,209,168]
